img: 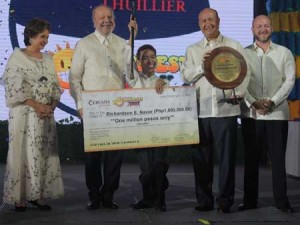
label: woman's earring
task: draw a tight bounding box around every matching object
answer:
[29,39,33,44]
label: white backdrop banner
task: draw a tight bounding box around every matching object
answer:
[0,0,253,121]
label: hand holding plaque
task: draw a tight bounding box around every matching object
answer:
[203,46,247,104]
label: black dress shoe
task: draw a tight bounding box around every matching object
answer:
[194,205,214,211]
[154,203,167,212]
[276,206,295,213]
[15,204,26,212]
[28,200,52,211]
[102,201,119,209]
[238,202,257,211]
[130,200,153,210]
[87,201,100,210]
[217,206,231,213]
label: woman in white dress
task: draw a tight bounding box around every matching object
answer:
[2,18,64,211]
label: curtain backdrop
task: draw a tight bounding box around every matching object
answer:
[255,0,300,121]
[254,0,267,17]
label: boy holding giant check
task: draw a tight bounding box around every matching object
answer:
[82,44,199,211]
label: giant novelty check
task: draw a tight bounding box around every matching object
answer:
[82,86,199,152]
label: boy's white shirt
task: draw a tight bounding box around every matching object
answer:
[124,46,169,88]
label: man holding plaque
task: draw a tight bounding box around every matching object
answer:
[239,15,295,213]
[69,5,137,210]
[181,8,249,213]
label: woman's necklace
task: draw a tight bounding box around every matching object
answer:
[23,48,47,74]
[24,48,43,60]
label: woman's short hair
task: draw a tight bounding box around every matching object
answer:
[136,44,157,61]
[24,18,51,46]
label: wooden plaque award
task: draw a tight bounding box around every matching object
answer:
[203,46,247,103]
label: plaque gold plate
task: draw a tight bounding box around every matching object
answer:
[204,46,247,89]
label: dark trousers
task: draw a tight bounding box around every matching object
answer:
[135,147,169,205]
[85,150,123,203]
[241,118,290,208]
[192,117,237,208]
